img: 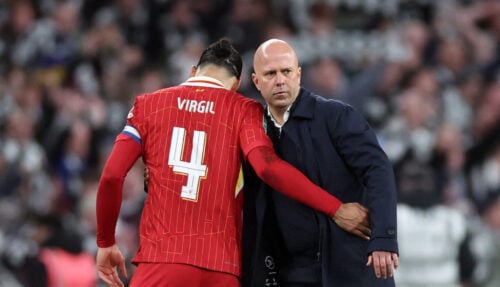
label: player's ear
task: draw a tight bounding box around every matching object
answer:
[190,65,197,77]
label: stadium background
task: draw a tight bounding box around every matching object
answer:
[0,0,498,286]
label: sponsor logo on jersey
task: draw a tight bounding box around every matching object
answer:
[127,107,134,119]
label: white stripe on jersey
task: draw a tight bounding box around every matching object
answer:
[122,125,141,143]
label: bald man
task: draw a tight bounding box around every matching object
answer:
[242,39,399,287]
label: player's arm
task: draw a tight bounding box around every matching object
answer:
[95,136,140,287]
[96,136,141,247]
[247,145,371,240]
[97,94,145,247]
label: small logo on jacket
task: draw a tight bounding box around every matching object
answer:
[264,255,275,270]
[264,255,279,286]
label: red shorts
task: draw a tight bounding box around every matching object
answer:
[129,263,239,287]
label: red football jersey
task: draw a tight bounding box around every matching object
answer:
[120,76,271,276]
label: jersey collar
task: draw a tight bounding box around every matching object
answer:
[181,76,225,89]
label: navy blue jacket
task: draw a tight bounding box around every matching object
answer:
[242,88,398,287]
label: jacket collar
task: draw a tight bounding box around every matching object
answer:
[289,87,315,119]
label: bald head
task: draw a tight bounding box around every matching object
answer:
[252,39,302,119]
[253,39,299,74]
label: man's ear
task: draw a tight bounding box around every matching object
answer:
[251,73,259,90]
[297,66,302,85]
[190,65,197,77]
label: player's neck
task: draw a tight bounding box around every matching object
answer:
[195,66,238,91]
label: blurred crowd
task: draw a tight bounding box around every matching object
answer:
[0,0,498,286]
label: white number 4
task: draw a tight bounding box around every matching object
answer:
[168,127,207,200]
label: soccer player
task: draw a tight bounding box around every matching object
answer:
[95,38,369,287]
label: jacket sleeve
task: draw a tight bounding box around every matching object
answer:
[327,102,398,254]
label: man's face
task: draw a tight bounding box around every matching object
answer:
[252,47,301,109]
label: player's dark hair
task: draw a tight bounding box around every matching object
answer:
[196,38,242,79]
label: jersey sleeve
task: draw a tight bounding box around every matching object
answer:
[248,146,342,216]
[238,100,274,158]
[118,94,147,145]
[96,136,141,247]
[239,100,342,216]
[96,95,146,247]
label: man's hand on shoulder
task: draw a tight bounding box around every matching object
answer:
[332,202,371,240]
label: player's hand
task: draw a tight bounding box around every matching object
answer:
[96,244,127,287]
[366,251,399,279]
[332,202,371,240]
